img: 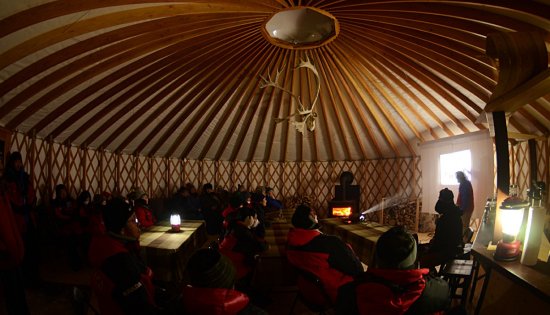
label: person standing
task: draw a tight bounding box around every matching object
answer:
[4,151,40,285]
[456,171,474,236]
[0,176,30,315]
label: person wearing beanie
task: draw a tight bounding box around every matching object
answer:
[336,226,450,315]
[286,204,363,304]
[88,198,158,315]
[418,188,463,269]
[181,248,267,315]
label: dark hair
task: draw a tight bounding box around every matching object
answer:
[102,198,134,233]
[291,204,317,229]
[375,226,417,269]
[77,190,92,204]
[229,193,245,208]
[237,207,256,222]
[203,183,213,191]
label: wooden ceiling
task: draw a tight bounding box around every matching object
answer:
[1,0,549,162]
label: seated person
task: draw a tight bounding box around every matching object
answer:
[286,204,363,304]
[265,187,283,212]
[182,248,267,315]
[199,183,224,236]
[219,207,267,287]
[337,226,450,315]
[88,198,158,315]
[133,190,156,229]
[418,188,463,269]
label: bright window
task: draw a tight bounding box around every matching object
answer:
[440,150,471,185]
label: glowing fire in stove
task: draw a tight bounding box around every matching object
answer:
[332,207,352,217]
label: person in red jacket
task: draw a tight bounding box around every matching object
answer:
[286,204,364,304]
[336,226,450,315]
[0,176,30,315]
[182,248,267,315]
[133,190,156,229]
[88,198,158,315]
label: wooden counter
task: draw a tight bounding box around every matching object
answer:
[471,222,550,314]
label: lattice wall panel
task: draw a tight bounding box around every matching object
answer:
[249,162,264,191]
[118,155,135,195]
[167,159,183,192]
[10,132,544,212]
[283,162,299,198]
[267,162,283,198]
[217,161,233,190]
[233,161,249,191]
[184,160,201,189]
[66,146,83,198]
[512,142,530,198]
[102,151,117,195]
[51,142,67,194]
[201,160,216,190]
[315,162,333,212]
[151,158,167,197]
[32,137,49,202]
[84,149,100,195]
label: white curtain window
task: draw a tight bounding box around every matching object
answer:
[419,130,494,219]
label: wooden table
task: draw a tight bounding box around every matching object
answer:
[471,222,550,315]
[139,220,207,283]
[320,218,393,266]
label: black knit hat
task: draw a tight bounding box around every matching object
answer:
[102,198,134,233]
[187,248,236,289]
[375,226,417,270]
[439,188,454,203]
[292,205,318,230]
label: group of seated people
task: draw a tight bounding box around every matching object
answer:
[284,187,465,315]
[84,185,465,315]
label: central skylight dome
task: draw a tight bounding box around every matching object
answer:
[262,7,338,49]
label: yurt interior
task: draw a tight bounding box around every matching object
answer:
[0,1,549,315]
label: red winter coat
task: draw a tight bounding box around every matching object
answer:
[88,234,156,315]
[337,268,448,315]
[286,228,363,303]
[134,205,156,229]
[0,193,25,269]
[181,286,249,315]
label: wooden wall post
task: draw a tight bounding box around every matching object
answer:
[493,111,510,243]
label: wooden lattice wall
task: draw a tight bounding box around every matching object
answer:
[9,132,421,212]
[8,132,547,213]
[510,139,550,199]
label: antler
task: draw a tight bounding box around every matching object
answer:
[260,56,321,133]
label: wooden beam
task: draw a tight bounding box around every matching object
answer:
[507,132,547,141]
[484,68,550,113]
